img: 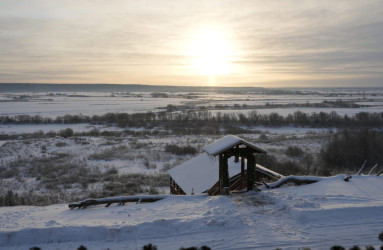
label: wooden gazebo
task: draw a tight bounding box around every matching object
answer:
[202,135,267,195]
[168,135,277,196]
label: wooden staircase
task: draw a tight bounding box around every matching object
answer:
[207,172,247,196]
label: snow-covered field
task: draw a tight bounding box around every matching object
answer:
[0,124,121,135]
[1,89,383,118]
[0,175,382,250]
[1,87,383,249]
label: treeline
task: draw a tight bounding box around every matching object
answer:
[1,110,383,128]
[320,129,383,171]
[166,99,366,111]
[259,129,383,176]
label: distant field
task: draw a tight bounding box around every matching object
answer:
[1,86,382,117]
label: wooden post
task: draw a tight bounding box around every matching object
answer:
[220,153,230,195]
[247,153,255,191]
[240,156,245,190]
[254,155,257,183]
[235,146,239,162]
[219,153,223,194]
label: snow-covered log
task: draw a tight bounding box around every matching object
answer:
[265,175,322,189]
[68,195,169,209]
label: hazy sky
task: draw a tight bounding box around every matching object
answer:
[1,0,382,87]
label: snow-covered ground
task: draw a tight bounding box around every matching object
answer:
[0,123,333,136]
[0,124,124,135]
[1,175,382,250]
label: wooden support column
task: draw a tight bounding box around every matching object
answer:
[240,156,245,190]
[254,156,257,183]
[219,153,230,195]
[247,153,255,191]
[219,154,222,194]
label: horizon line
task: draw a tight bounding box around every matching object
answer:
[1,82,382,90]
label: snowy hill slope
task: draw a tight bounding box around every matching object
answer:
[0,175,382,250]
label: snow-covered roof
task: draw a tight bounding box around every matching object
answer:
[202,135,267,156]
[167,153,243,195]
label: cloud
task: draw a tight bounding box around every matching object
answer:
[0,0,382,86]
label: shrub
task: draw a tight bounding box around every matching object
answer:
[285,145,304,157]
[105,167,118,175]
[88,145,129,161]
[143,244,157,250]
[143,158,157,169]
[165,144,197,155]
[349,246,361,250]
[46,130,57,137]
[330,246,345,250]
[1,190,19,206]
[55,142,68,147]
[365,246,375,250]
[151,92,168,98]
[258,133,269,141]
[179,247,211,250]
[60,128,74,138]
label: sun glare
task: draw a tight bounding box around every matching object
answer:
[188,28,235,85]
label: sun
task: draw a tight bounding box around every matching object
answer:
[188,27,235,85]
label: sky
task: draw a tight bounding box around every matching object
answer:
[0,0,382,88]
